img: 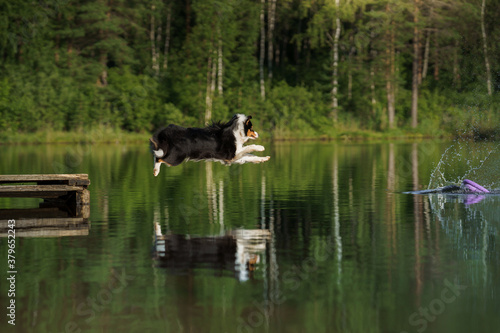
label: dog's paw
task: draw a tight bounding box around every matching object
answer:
[254,145,265,152]
[259,156,270,163]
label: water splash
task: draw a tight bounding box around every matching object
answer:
[428,91,500,190]
[428,140,500,190]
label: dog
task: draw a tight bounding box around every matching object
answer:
[150,114,270,176]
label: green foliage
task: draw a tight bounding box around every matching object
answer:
[0,0,499,141]
[265,81,331,138]
[155,103,197,128]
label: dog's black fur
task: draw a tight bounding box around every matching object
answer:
[151,116,242,166]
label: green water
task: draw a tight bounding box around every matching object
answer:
[1,141,499,333]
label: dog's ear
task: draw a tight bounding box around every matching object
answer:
[246,115,252,125]
[150,137,158,150]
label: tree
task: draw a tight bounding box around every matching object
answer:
[480,0,492,95]
[78,0,135,86]
[411,0,420,128]
[259,0,266,100]
[1,0,500,137]
[385,2,396,129]
[331,0,341,122]
[267,0,277,81]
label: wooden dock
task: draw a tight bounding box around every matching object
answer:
[0,174,91,237]
[0,217,90,237]
[0,174,90,204]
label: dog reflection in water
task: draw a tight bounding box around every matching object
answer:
[153,223,270,281]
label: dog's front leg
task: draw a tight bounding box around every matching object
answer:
[234,145,265,160]
[245,144,265,152]
[233,154,270,164]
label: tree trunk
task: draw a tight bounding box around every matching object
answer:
[347,33,354,101]
[205,54,213,124]
[67,42,73,68]
[386,7,395,129]
[267,0,276,81]
[150,5,159,75]
[370,63,376,117]
[275,40,280,67]
[156,17,162,71]
[422,4,433,81]
[386,80,395,128]
[211,48,217,100]
[433,31,439,81]
[422,30,430,80]
[480,0,492,95]
[98,52,108,86]
[411,0,419,128]
[331,0,340,122]
[55,13,61,64]
[163,2,172,71]
[259,0,266,100]
[217,27,223,96]
[97,9,110,87]
[453,39,460,89]
[347,69,352,101]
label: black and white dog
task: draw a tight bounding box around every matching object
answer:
[150,114,270,176]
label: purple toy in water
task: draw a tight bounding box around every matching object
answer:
[462,179,490,193]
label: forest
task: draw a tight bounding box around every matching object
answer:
[1,0,499,141]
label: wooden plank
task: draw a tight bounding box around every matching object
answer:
[76,189,91,205]
[0,217,86,228]
[0,229,89,237]
[0,174,90,186]
[0,217,90,237]
[0,185,84,198]
[0,185,83,192]
[0,174,89,181]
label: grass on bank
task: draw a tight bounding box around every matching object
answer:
[0,126,149,145]
[0,125,456,145]
[2,105,498,144]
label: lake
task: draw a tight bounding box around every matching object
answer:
[1,140,499,333]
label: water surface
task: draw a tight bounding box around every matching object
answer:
[0,141,499,332]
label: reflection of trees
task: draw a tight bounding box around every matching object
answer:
[206,163,224,228]
[429,194,499,264]
[428,193,500,299]
[412,143,423,306]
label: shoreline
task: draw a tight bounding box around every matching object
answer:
[0,129,458,146]
[0,126,500,146]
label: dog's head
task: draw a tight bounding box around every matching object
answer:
[243,115,259,140]
[233,114,259,143]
